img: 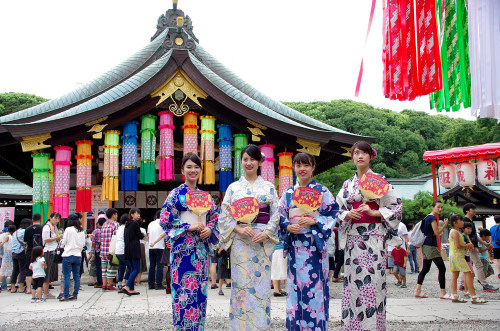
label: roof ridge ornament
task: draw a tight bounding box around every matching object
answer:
[173,0,178,11]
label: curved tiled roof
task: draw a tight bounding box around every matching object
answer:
[0,28,169,124]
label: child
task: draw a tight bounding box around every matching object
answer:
[389,237,407,288]
[461,222,475,295]
[478,229,495,279]
[0,225,15,293]
[216,247,231,295]
[29,246,47,303]
[448,214,487,304]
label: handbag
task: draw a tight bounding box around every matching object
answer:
[108,234,117,256]
[52,241,64,264]
[111,254,119,266]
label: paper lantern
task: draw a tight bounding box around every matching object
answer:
[75,140,93,212]
[233,134,248,180]
[158,111,175,181]
[438,163,457,189]
[477,159,497,186]
[456,162,475,187]
[102,130,121,201]
[199,115,216,185]
[182,112,199,156]
[120,121,138,191]
[259,144,275,184]
[54,146,72,218]
[218,124,233,192]
[140,115,157,185]
[32,153,51,222]
[278,152,293,197]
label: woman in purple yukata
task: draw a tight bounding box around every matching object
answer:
[279,152,338,330]
[160,153,219,331]
[336,141,402,331]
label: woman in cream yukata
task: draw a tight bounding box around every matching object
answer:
[218,144,279,331]
[336,141,402,331]
[279,152,338,330]
[160,153,219,331]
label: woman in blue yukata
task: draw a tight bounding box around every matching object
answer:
[279,152,339,330]
[218,144,280,331]
[160,153,219,331]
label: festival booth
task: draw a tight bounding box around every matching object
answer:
[0,4,368,229]
[423,142,500,250]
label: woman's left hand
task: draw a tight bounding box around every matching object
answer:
[298,217,316,227]
[252,232,267,243]
[200,227,212,239]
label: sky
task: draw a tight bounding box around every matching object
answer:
[0,0,472,119]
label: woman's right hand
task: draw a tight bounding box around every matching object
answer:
[347,208,365,221]
[235,225,255,238]
[287,224,303,234]
[188,222,204,232]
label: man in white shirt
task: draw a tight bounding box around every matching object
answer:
[42,213,63,298]
[147,210,165,290]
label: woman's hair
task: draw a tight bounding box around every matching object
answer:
[4,220,14,228]
[19,218,32,229]
[50,212,61,219]
[241,144,263,162]
[31,246,44,263]
[119,214,129,225]
[181,152,202,168]
[67,214,83,232]
[495,215,500,224]
[293,152,316,167]
[128,208,141,220]
[450,213,462,227]
[431,200,443,208]
[8,224,16,234]
[351,141,375,160]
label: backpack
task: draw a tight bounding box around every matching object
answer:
[409,219,426,247]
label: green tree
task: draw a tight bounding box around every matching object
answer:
[0,92,48,115]
[401,191,462,225]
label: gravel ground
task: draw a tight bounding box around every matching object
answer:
[1,313,498,331]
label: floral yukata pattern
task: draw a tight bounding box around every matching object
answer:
[336,170,402,331]
[160,184,219,331]
[219,176,279,331]
[279,180,339,331]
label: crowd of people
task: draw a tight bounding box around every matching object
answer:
[1,141,500,330]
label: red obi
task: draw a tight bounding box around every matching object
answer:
[351,201,381,224]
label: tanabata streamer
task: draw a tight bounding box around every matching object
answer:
[278,152,293,197]
[230,197,259,224]
[468,0,500,119]
[75,140,93,212]
[218,124,233,192]
[199,116,216,185]
[121,121,138,191]
[359,173,390,201]
[53,146,72,218]
[140,115,157,185]
[102,130,121,201]
[48,157,54,217]
[430,0,470,112]
[381,0,443,100]
[32,153,51,222]
[233,134,248,180]
[183,112,199,156]
[158,111,175,181]
[259,144,275,184]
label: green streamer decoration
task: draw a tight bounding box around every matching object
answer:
[233,134,248,180]
[32,153,51,222]
[430,0,471,112]
[140,114,157,185]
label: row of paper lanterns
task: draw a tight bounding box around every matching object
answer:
[438,159,498,189]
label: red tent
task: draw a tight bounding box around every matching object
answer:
[423,143,500,164]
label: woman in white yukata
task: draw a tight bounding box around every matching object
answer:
[336,141,402,331]
[218,144,279,331]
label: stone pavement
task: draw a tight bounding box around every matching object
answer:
[0,284,498,327]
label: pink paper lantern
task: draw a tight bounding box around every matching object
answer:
[456,162,476,187]
[259,144,275,184]
[438,163,456,189]
[477,159,497,186]
[158,111,175,181]
[53,146,72,218]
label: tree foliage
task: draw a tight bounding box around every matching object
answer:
[0,92,48,115]
[402,191,462,225]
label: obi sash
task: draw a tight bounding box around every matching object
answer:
[351,201,381,224]
[180,211,207,226]
[237,203,270,225]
